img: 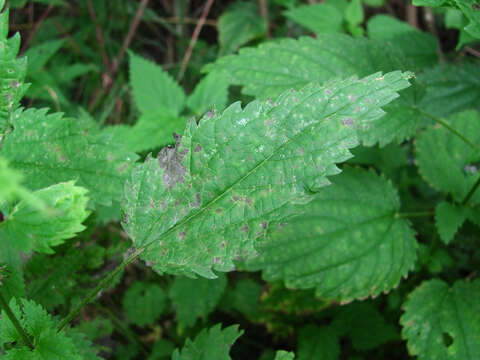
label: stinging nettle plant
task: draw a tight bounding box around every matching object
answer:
[0,0,480,359]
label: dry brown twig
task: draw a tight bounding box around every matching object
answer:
[177,0,215,82]
[20,4,53,54]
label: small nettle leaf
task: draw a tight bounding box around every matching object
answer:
[0,264,25,302]
[0,181,89,254]
[171,324,243,360]
[103,111,187,154]
[0,298,85,359]
[401,279,480,360]
[296,325,339,360]
[331,302,398,351]
[168,274,227,329]
[246,168,417,302]
[122,282,167,327]
[367,15,438,68]
[274,351,296,360]
[129,51,186,116]
[122,71,411,278]
[434,201,468,244]
[0,108,138,206]
[416,110,480,204]
[284,3,343,34]
[218,2,267,55]
[186,72,230,116]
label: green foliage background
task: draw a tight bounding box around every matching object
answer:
[0,0,479,359]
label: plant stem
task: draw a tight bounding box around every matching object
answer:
[0,291,34,349]
[396,211,433,218]
[57,248,144,332]
[417,109,480,153]
[462,176,480,205]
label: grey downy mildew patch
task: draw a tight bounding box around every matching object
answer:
[157,138,188,189]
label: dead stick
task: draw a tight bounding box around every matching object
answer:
[177,0,214,82]
[87,0,112,74]
[21,5,53,54]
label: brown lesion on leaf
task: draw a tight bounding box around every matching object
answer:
[194,144,202,153]
[179,231,187,240]
[240,224,249,233]
[157,136,188,189]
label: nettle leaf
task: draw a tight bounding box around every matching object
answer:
[0,264,25,302]
[129,52,185,116]
[218,2,267,55]
[419,63,480,117]
[434,201,468,244]
[297,325,339,360]
[0,4,28,133]
[416,110,480,204]
[168,274,227,329]
[172,324,243,360]
[122,71,411,278]
[331,302,398,351]
[275,351,295,360]
[0,108,137,206]
[284,4,343,34]
[187,72,229,117]
[246,168,417,302]
[367,15,438,69]
[401,279,480,360]
[104,111,187,154]
[122,282,166,327]
[206,34,409,100]
[0,181,89,254]
[0,298,84,359]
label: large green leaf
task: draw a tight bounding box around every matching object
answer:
[416,110,480,204]
[129,52,186,116]
[246,168,417,302]
[0,108,137,206]
[0,181,89,254]
[122,71,411,278]
[284,4,343,34]
[168,275,227,329]
[205,34,409,100]
[171,324,243,360]
[0,4,28,133]
[401,279,480,360]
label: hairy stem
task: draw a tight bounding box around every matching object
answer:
[57,248,144,331]
[417,108,480,153]
[462,176,480,205]
[0,291,34,349]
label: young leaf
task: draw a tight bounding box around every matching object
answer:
[401,279,480,360]
[416,110,480,204]
[171,324,243,360]
[129,52,186,116]
[168,275,227,329]
[367,15,438,68]
[186,72,229,116]
[296,325,339,360]
[0,265,25,302]
[0,108,137,206]
[435,201,468,244]
[0,5,28,132]
[0,181,89,254]
[122,71,411,278]
[246,168,417,302]
[122,282,166,327]
[218,2,267,55]
[0,298,85,359]
[284,4,343,34]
